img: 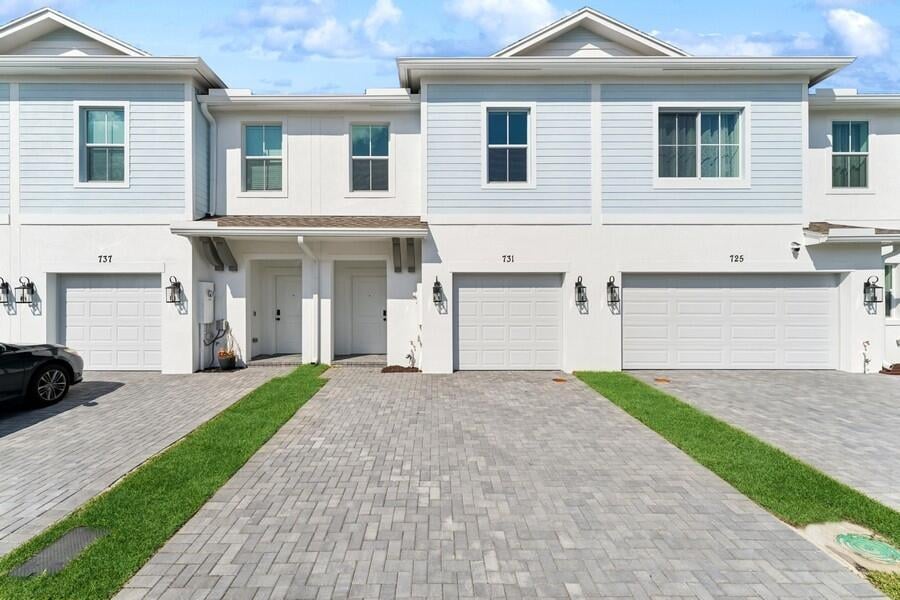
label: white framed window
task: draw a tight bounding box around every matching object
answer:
[658,110,741,179]
[832,120,868,188]
[350,124,389,192]
[74,102,129,187]
[481,102,536,188]
[244,123,283,192]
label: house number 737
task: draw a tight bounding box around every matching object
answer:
[98,255,112,263]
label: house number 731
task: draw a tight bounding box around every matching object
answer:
[502,255,515,263]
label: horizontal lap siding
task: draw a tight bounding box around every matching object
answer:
[0,85,8,213]
[601,84,803,217]
[19,83,185,214]
[427,84,591,216]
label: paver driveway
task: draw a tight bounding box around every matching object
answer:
[120,369,880,599]
[632,370,900,510]
[0,367,290,557]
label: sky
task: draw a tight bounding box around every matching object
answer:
[3,0,900,94]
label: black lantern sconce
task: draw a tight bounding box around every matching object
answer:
[606,276,620,306]
[575,276,588,306]
[864,275,884,304]
[0,277,10,305]
[15,276,35,305]
[432,277,444,306]
[165,276,184,304]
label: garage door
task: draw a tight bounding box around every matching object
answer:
[623,274,839,369]
[59,274,162,370]
[454,273,562,370]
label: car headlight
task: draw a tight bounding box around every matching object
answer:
[62,347,80,356]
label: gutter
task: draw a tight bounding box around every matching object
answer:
[199,102,217,215]
[170,223,429,238]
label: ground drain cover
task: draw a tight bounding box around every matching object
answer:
[799,522,900,574]
[836,533,900,567]
[10,527,106,577]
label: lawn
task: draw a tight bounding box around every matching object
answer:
[576,372,900,599]
[0,364,328,600]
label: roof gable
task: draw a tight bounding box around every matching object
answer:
[0,8,148,57]
[493,7,688,58]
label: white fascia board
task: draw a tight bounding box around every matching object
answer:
[0,57,226,88]
[171,224,429,238]
[396,57,854,90]
[199,94,420,112]
[492,7,688,58]
[810,94,900,110]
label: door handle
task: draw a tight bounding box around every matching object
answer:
[382,309,387,322]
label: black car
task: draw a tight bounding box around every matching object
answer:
[0,343,84,406]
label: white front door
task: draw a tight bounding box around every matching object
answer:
[59,274,162,370]
[351,276,387,354]
[274,275,302,354]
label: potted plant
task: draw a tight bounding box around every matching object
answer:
[217,345,237,371]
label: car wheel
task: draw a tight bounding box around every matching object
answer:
[29,365,70,405]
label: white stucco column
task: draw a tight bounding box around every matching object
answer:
[299,238,320,363]
[319,258,334,365]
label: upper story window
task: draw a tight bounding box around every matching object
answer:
[82,108,125,183]
[832,121,868,188]
[351,124,389,192]
[658,111,741,179]
[244,124,282,192]
[487,109,529,183]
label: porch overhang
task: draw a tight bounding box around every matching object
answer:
[171,215,429,239]
[804,221,900,245]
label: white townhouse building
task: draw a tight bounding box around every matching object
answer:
[1,7,899,374]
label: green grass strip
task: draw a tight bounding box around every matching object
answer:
[0,364,328,600]
[575,372,900,599]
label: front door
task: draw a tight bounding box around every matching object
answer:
[274,275,302,354]
[351,276,387,354]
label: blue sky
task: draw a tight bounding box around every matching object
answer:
[5,0,900,93]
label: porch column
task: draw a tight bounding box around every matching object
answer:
[319,259,334,365]
[299,237,320,363]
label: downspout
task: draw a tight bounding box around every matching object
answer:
[199,100,217,216]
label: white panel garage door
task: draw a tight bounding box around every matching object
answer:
[454,273,562,370]
[623,274,839,370]
[60,274,162,370]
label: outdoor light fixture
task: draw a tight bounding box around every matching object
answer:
[165,276,184,304]
[606,276,620,306]
[15,276,35,305]
[0,277,9,304]
[575,276,588,306]
[432,277,444,305]
[864,275,884,304]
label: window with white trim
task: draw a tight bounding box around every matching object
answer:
[244,124,282,191]
[832,121,868,188]
[487,109,529,183]
[82,108,125,182]
[658,110,741,179]
[351,124,389,192]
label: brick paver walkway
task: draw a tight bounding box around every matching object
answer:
[119,369,881,599]
[0,367,290,556]
[632,370,900,510]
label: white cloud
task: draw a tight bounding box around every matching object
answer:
[211,0,406,61]
[825,8,889,57]
[658,29,821,57]
[447,0,560,45]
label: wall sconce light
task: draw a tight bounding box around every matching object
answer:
[575,276,588,306]
[790,241,801,258]
[15,276,35,305]
[606,276,620,306]
[165,276,184,304]
[864,275,884,304]
[0,277,9,304]
[432,277,444,305]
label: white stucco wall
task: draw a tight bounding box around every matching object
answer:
[421,223,886,374]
